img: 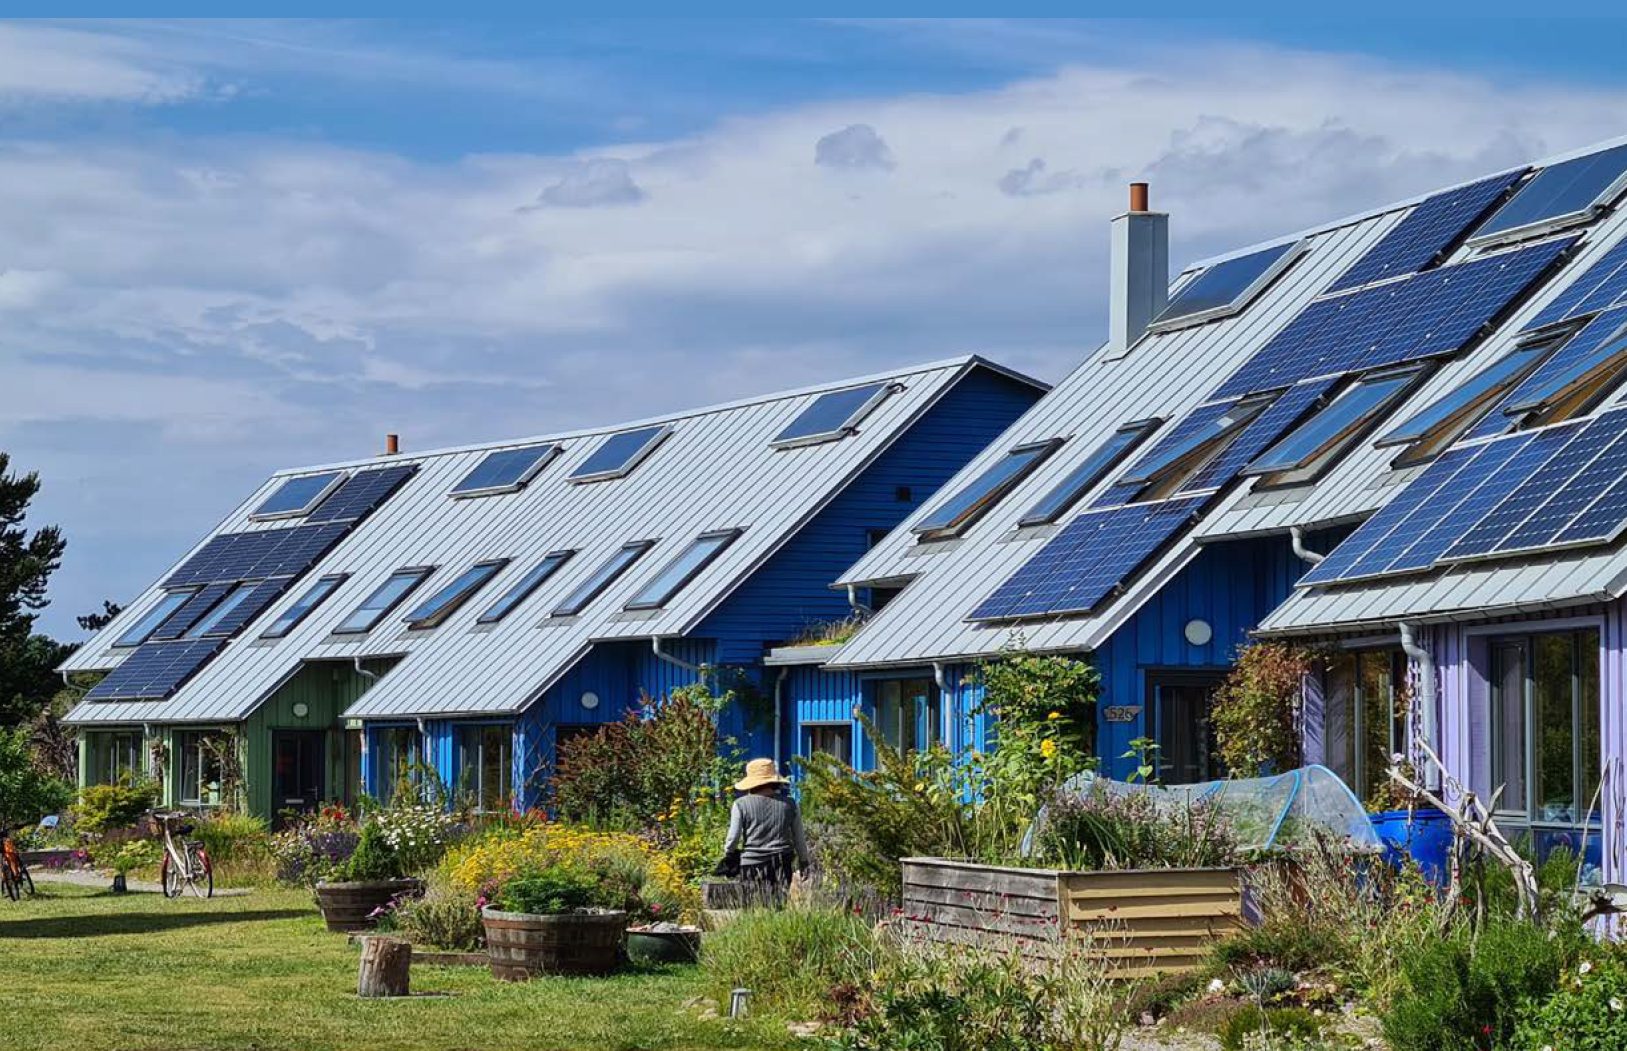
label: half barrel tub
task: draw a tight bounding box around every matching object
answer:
[313,879,422,933]
[481,908,628,979]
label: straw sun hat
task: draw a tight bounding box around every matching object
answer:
[734,757,790,792]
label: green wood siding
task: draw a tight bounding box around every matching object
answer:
[240,660,390,819]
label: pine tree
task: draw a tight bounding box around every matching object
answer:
[0,453,69,728]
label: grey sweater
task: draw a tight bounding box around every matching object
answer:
[724,792,811,868]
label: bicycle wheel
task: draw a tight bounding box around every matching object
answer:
[17,864,32,898]
[161,854,183,899]
[1,868,16,902]
[188,846,212,899]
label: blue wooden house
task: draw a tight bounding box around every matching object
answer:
[59,357,1043,817]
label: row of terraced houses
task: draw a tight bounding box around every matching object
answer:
[62,137,1627,890]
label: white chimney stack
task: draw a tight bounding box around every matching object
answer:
[1109,181,1168,352]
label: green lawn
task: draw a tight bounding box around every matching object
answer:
[3,882,796,1051]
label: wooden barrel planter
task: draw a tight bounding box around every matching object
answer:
[901,858,1245,979]
[481,908,628,979]
[313,879,422,933]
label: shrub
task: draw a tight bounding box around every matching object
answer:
[192,811,270,878]
[371,800,462,874]
[98,837,161,875]
[0,727,73,827]
[703,905,886,1021]
[970,647,1099,814]
[73,776,160,834]
[1211,920,1345,975]
[1032,786,1238,870]
[823,934,1130,1051]
[1216,1005,1324,1051]
[1210,643,1321,777]
[1514,951,1627,1050]
[495,865,616,914]
[329,822,405,882]
[269,805,359,886]
[393,881,485,951]
[1382,917,1583,1051]
[550,684,739,830]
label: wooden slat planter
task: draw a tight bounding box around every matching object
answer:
[900,858,1244,978]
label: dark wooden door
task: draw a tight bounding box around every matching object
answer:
[1147,671,1227,784]
[272,730,326,817]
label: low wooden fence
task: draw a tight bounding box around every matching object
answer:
[900,858,1245,978]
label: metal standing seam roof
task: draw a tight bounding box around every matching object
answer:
[62,356,1046,726]
[828,135,1627,668]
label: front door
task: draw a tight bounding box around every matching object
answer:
[1147,671,1227,784]
[272,730,326,818]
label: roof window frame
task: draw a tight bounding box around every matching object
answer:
[1147,238,1311,334]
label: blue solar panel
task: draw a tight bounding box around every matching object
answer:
[1494,307,1627,420]
[1215,238,1573,399]
[1297,446,1481,586]
[83,639,227,701]
[1251,368,1421,475]
[1527,236,1627,329]
[773,383,892,445]
[1180,379,1334,493]
[1442,421,1590,559]
[1337,444,1505,580]
[1153,242,1303,329]
[1115,401,1249,489]
[450,446,559,496]
[1329,171,1524,292]
[163,523,350,587]
[1378,434,1541,574]
[148,582,236,641]
[970,496,1203,621]
[197,578,290,637]
[1473,144,1627,243]
[1497,416,1627,554]
[307,465,417,522]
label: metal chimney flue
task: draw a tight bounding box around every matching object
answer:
[385,433,400,456]
[1108,181,1168,353]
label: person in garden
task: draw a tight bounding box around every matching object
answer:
[722,758,809,906]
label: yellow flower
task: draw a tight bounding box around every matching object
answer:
[1040,738,1058,759]
[1046,711,1061,720]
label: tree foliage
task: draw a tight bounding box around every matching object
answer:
[0,453,69,729]
[0,726,73,827]
[1210,643,1322,778]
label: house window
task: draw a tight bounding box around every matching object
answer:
[105,732,143,784]
[1491,629,1601,829]
[874,678,940,754]
[1247,367,1424,487]
[373,726,421,805]
[804,723,853,763]
[1377,336,1558,467]
[175,731,226,807]
[1325,649,1408,802]
[457,725,513,813]
[913,440,1063,540]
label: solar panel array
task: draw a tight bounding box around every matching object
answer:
[1461,306,1627,442]
[970,496,1204,621]
[1327,170,1525,293]
[1214,237,1575,398]
[89,464,420,702]
[1299,406,1627,587]
[1527,236,1627,330]
[84,639,227,702]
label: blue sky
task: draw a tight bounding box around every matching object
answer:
[8,17,1627,638]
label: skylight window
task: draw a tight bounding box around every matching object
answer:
[450,446,561,498]
[913,439,1063,541]
[772,383,895,448]
[184,583,257,638]
[1246,366,1425,486]
[569,425,672,483]
[261,574,347,639]
[1501,323,1627,426]
[1117,397,1272,500]
[1018,420,1161,527]
[1376,338,1560,466]
[552,541,655,616]
[251,471,346,520]
[404,559,510,629]
[1149,240,1308,332]
[477,551,574,625]
[334,567,435,634]
[1470,144,1627,246]
[113,590,196,648]
[625,529,743,610]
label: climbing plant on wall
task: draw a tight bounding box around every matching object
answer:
[1210,643,1325,778]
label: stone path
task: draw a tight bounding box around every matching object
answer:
[30,869,252,897]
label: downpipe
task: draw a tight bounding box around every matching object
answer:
[932,662,953,750]
[773,667,789,769]
[1398,621,1439,789]
[1289,526,1325,566]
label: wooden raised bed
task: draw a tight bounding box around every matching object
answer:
[900,857,1245,978]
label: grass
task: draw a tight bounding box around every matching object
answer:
[4,881,796,1051]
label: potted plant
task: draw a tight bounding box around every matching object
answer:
[481,862,628,979]
[313,822,421,932]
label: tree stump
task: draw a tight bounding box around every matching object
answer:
[357,936,412,998]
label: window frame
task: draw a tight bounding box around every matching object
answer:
[260,573,348,639]
[175,730,227,808]
[403,559,510,630]
[1148,239,1310,333]
[1246,365,1428,488]
[373,725,422,806]
[250,471,348,521]
[1122,394,1274,502]
[567,425,673,484]
[449,445,562,499]
[1467,149,1627,248]
[183,582,258,639]
[1018,419,1162,527]
[332,566,436,635]
[1324,648,1408,803]
[550,540,656,617]
[1489,628,1602,831]
[113,590,198,648]
[456,723,514,814]
[476,550,575,625]
[803,722,855,764]
[913,438,1064,541]
[771,383,897,449]
[624,528,743,611]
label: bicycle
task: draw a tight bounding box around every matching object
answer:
[1,825,34,901]
[154,811,213,899]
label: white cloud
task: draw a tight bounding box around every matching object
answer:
[8,34,1627,635]
[0,23,210,105]
[814,123,896,171]
[529,158,647,209]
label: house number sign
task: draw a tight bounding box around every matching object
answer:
[1103,705,1141,723]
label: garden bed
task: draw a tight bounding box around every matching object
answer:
[900,857,1245,978]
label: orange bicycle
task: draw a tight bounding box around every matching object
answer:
[1,825,34,901]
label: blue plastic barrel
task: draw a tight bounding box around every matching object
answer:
[1370,807,1454,884]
